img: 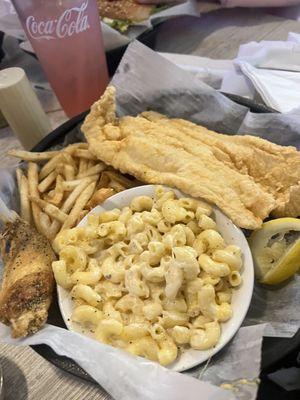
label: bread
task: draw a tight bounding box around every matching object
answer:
[0,218,55,337]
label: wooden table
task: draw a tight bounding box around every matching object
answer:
[0,7,300,400]
[155,7,300,58]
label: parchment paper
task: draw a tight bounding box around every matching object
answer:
[188,324,267,400]
[111,43,249,133]
[0,322,270,400]
[1,40,300,400]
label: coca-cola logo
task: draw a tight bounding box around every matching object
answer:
[26,1,90,40]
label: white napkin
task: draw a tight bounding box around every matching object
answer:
[158,52,259,99]
[288,32,300,43]
[221,33,300,113]
[236,61,300,113]
[158,52,233,89]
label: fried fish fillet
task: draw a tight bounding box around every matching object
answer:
[0,218,55,338]
[82,87,300,230]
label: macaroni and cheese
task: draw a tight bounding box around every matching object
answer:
[53,186,243,366]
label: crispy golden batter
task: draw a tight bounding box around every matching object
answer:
[0,219,55,338]
[82,87,300,230]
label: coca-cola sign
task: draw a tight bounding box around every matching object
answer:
[26,1,90,40]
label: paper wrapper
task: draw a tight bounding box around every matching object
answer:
[1,41,300,400]
[0,0,199,52]
[1,324,238,400]
[188,324,266,399]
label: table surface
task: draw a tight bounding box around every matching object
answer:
[1,6,300,400]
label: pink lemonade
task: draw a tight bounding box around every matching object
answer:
[11,0,109,117]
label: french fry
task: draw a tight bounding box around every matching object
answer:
[64,143,89,154]
[55,163,65,176]
[86,188,114,210]
[61,182,96,230]
[49,221,61,240]
[62,176,98,191]
[28,162,43,234]
[61,179,93,214]
[98,172,111,188]
[16,168,31,224]
[61,152,77,170]
[73,149,97,160]
[38,170,57,193]
[45,189,55,198]
[30,196,67,223]
[49,178,93,238]
[39,154,63,180]
[27,163,40,198]
[64,164,75,181]
[44,175,64,205]
[13,143,138,243]
[8,149,60,161]
[75,209,89,225]
[40,212,53,241]
[105,171,136,188]
[87,160,95,169]
[108,179,126,193]
[77,163,106,179]
[78,158,88,175]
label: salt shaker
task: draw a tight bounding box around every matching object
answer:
[0,67,51,150]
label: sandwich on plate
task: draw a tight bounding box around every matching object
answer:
[98,0,178,32]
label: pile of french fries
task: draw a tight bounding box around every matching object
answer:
[9,143,138,243]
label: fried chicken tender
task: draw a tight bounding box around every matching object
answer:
[82,87,300,230]
[0,218,55,338]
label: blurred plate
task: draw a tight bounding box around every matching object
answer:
[57,185,254,372]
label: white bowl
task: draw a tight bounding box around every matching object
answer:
[58,185,254,372]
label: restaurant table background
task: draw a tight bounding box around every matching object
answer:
[1,6,300,400]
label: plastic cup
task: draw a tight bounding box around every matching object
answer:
[11,0,109,117]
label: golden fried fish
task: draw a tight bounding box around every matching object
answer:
[82,87,300,230]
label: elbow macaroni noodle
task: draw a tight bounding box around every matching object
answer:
[53,186,243,366]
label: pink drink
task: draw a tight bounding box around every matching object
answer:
[11,0,109,117]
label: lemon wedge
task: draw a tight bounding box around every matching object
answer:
[249,218,300,285]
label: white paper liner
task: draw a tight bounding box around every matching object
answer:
[0,324,235,400]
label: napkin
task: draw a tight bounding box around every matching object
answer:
[159,52,234,89]
[160,32,300,113]
[159,52,255,97]
[159,35,300,113]
[221,33,300,113]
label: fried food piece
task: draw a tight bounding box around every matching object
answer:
[82,87,300,230]
[86,187,115,210]
[0,218,55,338]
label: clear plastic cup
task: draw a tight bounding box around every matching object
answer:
[11,0,109,117]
